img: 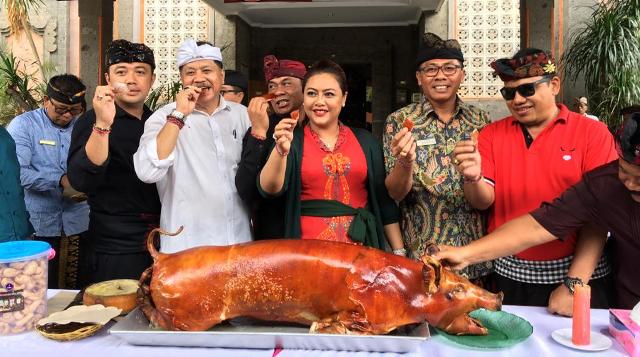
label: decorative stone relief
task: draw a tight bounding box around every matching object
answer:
[0,10,57,53]
[455,0,520,98]
[144,0,210,86]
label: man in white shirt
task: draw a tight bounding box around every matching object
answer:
[134,39,251,253]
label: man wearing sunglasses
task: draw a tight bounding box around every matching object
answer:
[7,74,89,289]
[439,107,640,309]
[382,33,492,285]
[452,48,617,316]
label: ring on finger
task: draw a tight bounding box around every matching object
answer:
[272,133,278,140]
[453,158,460,165]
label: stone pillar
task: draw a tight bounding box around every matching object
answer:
[78,0,114,102]
[212,11,236,69]
[116,0,135,41]
[522,0,598,105]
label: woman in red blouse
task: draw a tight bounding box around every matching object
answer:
[259,60,404,254]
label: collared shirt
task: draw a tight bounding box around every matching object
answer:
[383,96,491,280]
[0,127,34,242]
[134,97,252,253]
[67,105,161,253]
[7,108,89,236]
[480,104,617,261]
[531,161,640,308]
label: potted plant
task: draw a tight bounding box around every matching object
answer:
[562,0,640,129]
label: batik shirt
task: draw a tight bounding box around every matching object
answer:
[383,96,491,279]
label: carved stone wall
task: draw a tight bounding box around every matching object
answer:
[143,0,211,86]
[454,0,521,99]
[0,0,65,80]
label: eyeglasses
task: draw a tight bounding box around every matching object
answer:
[220,89,242,95]
[49,100,83,116]
[499,77,551,100]
[417,64,463,77]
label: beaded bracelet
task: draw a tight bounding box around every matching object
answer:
[392,248,407,256]
[274,145,288,157]
[166,116,185,129]
[92,124,111,135]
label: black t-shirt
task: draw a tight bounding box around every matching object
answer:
[67,105,161,253]
[531,160,640,308]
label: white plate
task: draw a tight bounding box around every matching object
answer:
[551,328,612,351]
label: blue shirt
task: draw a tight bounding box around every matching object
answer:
[0,126,34,242]
[6,108,89,236]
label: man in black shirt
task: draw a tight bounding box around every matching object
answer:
[67,40,160,285]
[235,55,306,239]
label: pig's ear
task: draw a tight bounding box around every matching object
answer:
[421,255,442,294]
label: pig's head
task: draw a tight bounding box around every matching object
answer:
[420,252,503,336]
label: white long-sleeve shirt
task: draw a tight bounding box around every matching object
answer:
[134,97,252,253]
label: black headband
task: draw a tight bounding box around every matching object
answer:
[415,33,464,68]
[105,40,155,71]
[46,83,85,105]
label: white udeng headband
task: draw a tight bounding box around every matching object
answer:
[176,39,222,68]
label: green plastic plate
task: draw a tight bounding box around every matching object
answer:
[436,309,533,349]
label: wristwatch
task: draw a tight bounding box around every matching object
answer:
[168,109,186,122]
[563,276,584,294]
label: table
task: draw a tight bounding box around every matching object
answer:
[0,290,628,356]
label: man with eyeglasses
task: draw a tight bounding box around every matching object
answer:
[452,48,617,315]
[439,106,640,309]
[235,54,306,240]
[7,74,89,289]
[221,69,248,105]
[382,33,492,286]
[67,40,161,285]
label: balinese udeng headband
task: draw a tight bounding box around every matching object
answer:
[414,32,464,69]
[491,50,556,81]
[177,39,222,68]
[46,82,86,105]
[616,110,640,165]
[105,39,155,71]
[263,55,306,82]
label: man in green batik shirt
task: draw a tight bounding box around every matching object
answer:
[383,33,492,285]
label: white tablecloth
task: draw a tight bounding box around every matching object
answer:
[0,290,628,356]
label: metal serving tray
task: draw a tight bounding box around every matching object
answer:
[110,308,430,353]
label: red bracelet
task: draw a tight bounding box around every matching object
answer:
[274,145,288,157]
[92,124,111,135]
[250,132,266,141]
[166,116,185,129]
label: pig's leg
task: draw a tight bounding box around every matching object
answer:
[309,311,373,334]
[441,314,488,336]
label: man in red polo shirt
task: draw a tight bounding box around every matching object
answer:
[438,106,640,309]
[452,48,616,316]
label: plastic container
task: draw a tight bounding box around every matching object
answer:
[0,241,51,334]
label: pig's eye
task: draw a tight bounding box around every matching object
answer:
[445,292,453,300]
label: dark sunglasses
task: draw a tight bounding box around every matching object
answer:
[499,77,551,100]
[220,89,242,95]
